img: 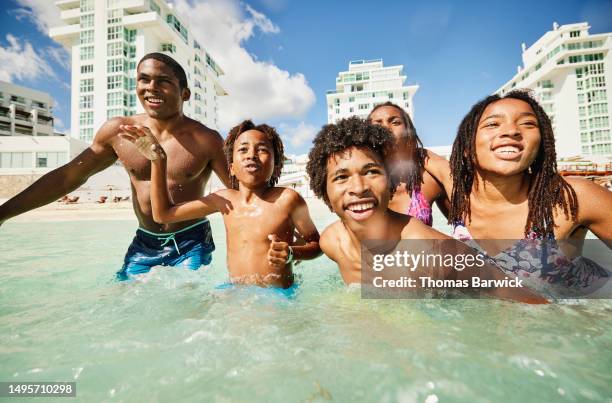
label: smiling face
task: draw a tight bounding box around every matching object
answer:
[474,98,541,177]
[136,59,189,120]
[230,130,276,189]
[325,146,391,226]
[369,105,407,141]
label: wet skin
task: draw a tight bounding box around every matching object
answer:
[0,58,230,233]
[319,146,447,284]
[120,127,320,288]
[425,98,612,241]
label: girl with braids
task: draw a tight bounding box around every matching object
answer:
[427,90,611,292]
[368,102,448,226]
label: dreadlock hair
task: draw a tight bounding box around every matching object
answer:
[306,116,397,210]
[138,52,188,90]
[367,102,426,191]
[224,120,285,190]
[448,89,578,238]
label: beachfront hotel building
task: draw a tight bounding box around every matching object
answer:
[0,81,54,137]
[0,81,89,198]
[497,22,612,158]
[49,0,226,143]
[326,59,419,123]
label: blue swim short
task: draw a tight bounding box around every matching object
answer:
[214,282,298,299]
[116,219,215,280]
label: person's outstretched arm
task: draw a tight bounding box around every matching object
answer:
[0,120,119,226]
[119,125,227,224]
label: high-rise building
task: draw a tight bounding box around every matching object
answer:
[49,0,226,143]
[497,22,612,158]
[0,80,54,137]
[326,59,418,123]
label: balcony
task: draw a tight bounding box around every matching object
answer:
[124,12,179,45]
[49,24,79,47]
[122,0,149,13]
[55,0,79,10]
[60,7,80,24]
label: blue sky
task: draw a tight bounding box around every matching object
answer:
[2,0,612,155]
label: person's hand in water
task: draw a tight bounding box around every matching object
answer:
[118,125,166,161]
[267,234,291,269]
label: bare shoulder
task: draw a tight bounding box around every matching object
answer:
[185,117,223,141]
[400,213,449,240]
[277,187,305,206]
[564,176,609,196]
[320,220,343,257]
[95,116,133,142]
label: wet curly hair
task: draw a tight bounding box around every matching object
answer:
[306,116,397,210]
[449,89,578,238]
[224,120,285,190]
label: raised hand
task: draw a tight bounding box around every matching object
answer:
[119,125,166,161]
[267,234,291,269]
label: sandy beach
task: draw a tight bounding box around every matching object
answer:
[1,197,335,223]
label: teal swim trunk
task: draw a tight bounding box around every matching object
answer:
[116,220,215,280]
[214,282,298,299]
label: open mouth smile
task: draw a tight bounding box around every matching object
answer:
[344,199,377,221]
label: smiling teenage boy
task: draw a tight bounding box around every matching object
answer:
[305,117,449,284]
[0,53,230,279]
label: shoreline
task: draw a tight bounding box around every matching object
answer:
[2,197,335,223]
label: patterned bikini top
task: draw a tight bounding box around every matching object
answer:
[408,187,433,226]
[452,221,609,296]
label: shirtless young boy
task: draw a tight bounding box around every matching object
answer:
[305,118,547,303]
[120,120,321,288]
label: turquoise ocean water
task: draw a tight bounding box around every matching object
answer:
[0,207,611,402]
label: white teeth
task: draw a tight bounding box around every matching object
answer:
[495,146,520,154]
[347,202,374,212]
[147,98,163,104]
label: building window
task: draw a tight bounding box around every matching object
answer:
[81,64,93,74]
[79,128,94,142]
[166,15,188,43]
[570,30,581,38]
[358,103,369,110]
[80,0,94,12]
[123,28,136,43]
[161,43,176,53]
[36,152,48,168]
[107,42,122,57]
[80,13,94,28]
[80,78,94,93]
[107,9,122,24]
[80,30,94,44]
[80,46,94,60]
[349,107,354,113]
[79,112,93,126]
[107,75,122,90]
[107,108,124,119]
[79,95,93,109]
[107,25,122,40]
[0,152,33,168]
[107,58,123,73]
[569,55,582,64]
[107,92,122,107]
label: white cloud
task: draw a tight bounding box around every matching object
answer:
[0,34,55,82]
[13,0,62,34]
[279,121,318,148]
[173,0,315,131]
[44,46,71,71]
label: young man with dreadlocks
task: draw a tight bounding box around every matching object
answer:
[120,120,321,289]
[368,102,449,225]
[426,90,611,289]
